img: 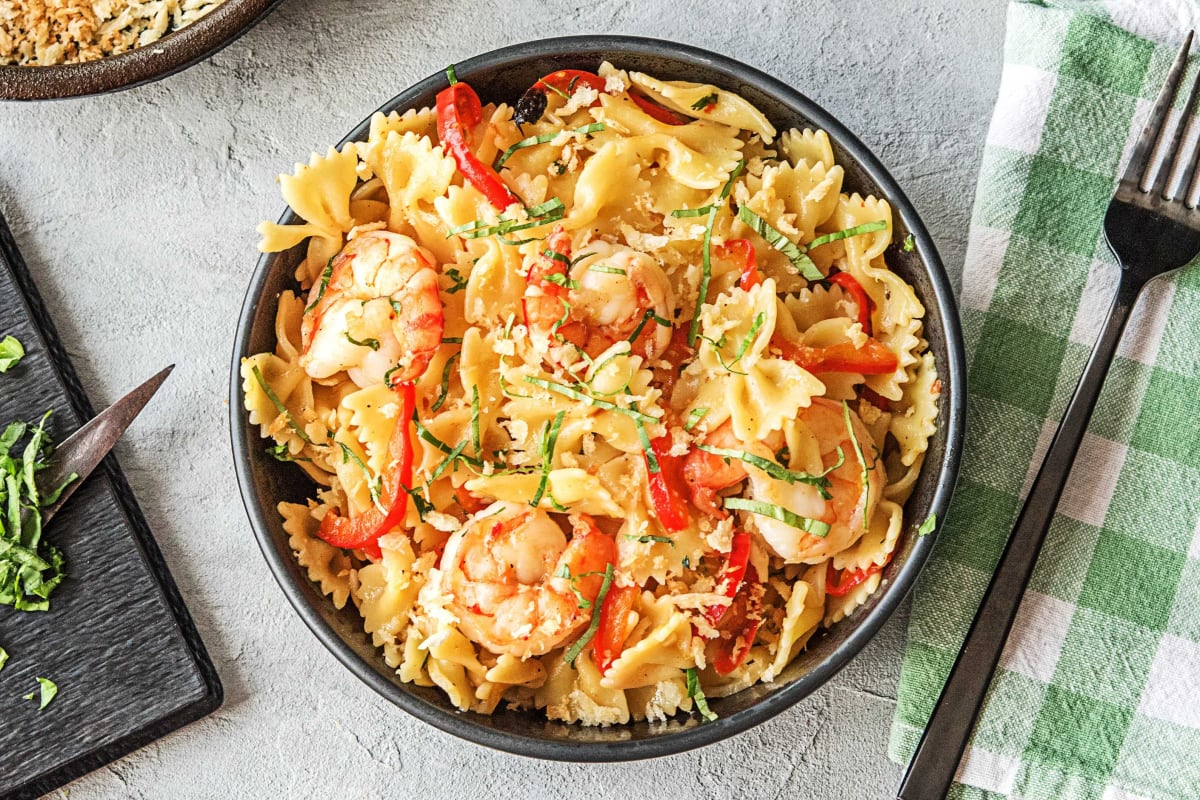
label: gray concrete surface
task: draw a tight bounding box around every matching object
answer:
[1,0,1005,796]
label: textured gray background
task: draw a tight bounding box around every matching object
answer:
[1,0,1005,797]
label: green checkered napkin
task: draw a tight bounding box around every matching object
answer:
[888,3,1200,799]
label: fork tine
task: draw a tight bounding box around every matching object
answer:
[1123,30,1193,191]
[1156,40,1200,199]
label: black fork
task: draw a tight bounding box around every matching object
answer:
[898,31,1200,800]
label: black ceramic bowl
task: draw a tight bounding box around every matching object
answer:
[231,36,966,761]
[0,0,284,100]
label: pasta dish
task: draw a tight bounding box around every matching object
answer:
[242,62,939,725]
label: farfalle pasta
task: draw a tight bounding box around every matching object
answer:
[241,63,940,726]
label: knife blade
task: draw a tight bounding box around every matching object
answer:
[38,364,174,526]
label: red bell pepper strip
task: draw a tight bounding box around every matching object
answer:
[436,81,521,211]
[315,380,417,561]
[828,271,874,336]
[715,239,760,290]
[712,565,762,675]
[643,434,690,533]
[825,557,889,597]
[536,69,607,98]
[773,336,899,375]
[629,89,692,125]
[594,583,639,674]
[703,531,751,626]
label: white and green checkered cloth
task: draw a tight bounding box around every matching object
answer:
[888,3,1200,799]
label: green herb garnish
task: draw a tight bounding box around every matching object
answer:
[470,386,481,455]
[624,534,674,545]
[917,513,937,536]
[842,401,870,531]
[494,123,605,170]
[0,646,7,672]
[736,206,822,281]
[588,264,626,275]
[337,442,380,504]
[563,562,614,667]
[696,443,842,498]
[266,442,309,463]
[405,485,435,522]
[523,377,657,423]
[345,332,381,351]
[305,258,334,313]
[432,352,460,413]
[807,220,888,251]
[530,411,565,507]
[0,336,25,373]
[626,307,671,345]
[686,667,717,721]
[684,407,709,432]
[250,364,311,444]
[691,93,718,110]
[429,441,468,483]
[635,419,659,474]
[25,677,57,710]
[903,233,915,252]
[445,267,468,294]
[723,497,831,537]
[447,198,566,240]
[446,64,457,85]
[544,272,580,290]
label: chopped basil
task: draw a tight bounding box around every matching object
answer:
[677,160,744,345]
[917,513,937,536]
[445,64,457,85]
[447,198,566,240]
[807,220,888,251]
[445,267,468,294]
[624,534,674,545]
[524,377,657,423]
[696,443,841,498]
[588,264,626,275]
[686,668,717,722]
[0,646,7,672]
[432,353,459,412]
[345,332,381,351]
[266,442,309,463]
[626,307,671,345]
[470,386,481,455]
[405,485,435,522]
[25,676,57,709]
[723,497,831,537]
[736,206,822,281]
[684,407,709,432]
[570,251,597,267]
[337,442,380,504]
[635,419,660,474]
[441,337,464,344]
[842,401,870,531]
[494,123,605,170]
[305,258,334,313]
[544,272,580,290]
[530,410,565,507]
[542,249,570,266]
[564,562,614,667]
[0,335,25,373]
[670,206,712,219]
[412,410,483,468]
[691,93,718,110]
[429,440,468,483]
[903,233,915,252]
[250,364,312,444]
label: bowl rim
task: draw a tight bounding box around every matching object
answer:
[0,0,285,100]
[229,34,966,761]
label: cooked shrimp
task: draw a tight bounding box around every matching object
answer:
[440,505,616,659]
[301,230,444,388]
[524,236,676,360]
[683,399,882,563]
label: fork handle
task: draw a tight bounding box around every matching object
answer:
[897,275,1143,800]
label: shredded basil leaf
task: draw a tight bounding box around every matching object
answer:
[432,352,460,413]
[686,160,744,345]
[807,220,888,251]
[0,646,7,672]
[445,267,468,294]
[588,264,626,275]
[430,441,468,483]
[405,485,435,522]
[691,93,718,110]
[723,497,831,537]
[470,386,481,456]
[0,336,25,373]
[626,307,672,345]
[696,443,840,498]
[842,401,870,531]
[544,272,580,290]
[305,258,334,313]
[412,410,483,467]
[524,377,657,423]
[563,562,614,667]
[447,198,566,240]
[736,206,822,281]
[345,332,380,351]
[918,513,937,536]
[250,365,312,444]
[684,407,709,432]
[635,419,660,474]
[266,442,309,463]
[903,233,916,252]
[25,676,57,710]
[624,534,674,545]
[494,123,605,170]
[686,668,717,721]
[446,64,457,85]
[530,411,565,507]
[337,442,380,504]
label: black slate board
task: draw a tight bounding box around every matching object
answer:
[0,209,221,799]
